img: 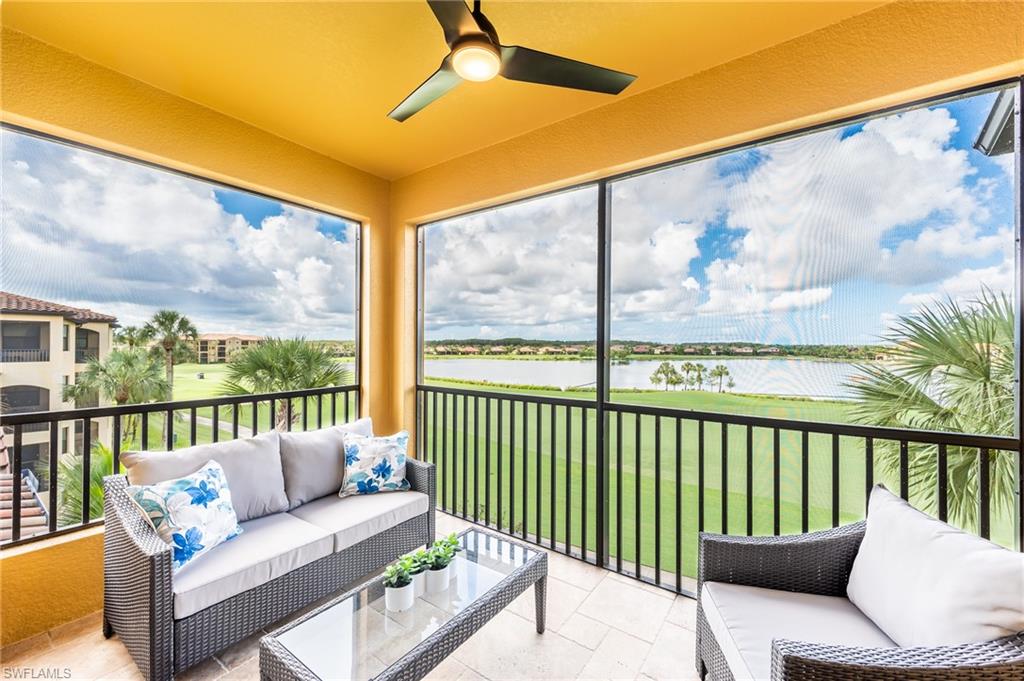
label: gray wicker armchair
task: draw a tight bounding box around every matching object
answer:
[695,524,1024,680]
[103,458,435,681]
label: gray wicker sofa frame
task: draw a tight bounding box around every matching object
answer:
[695,522,1024,680]
[101,458,435,681]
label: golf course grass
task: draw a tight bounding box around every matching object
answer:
[161,365,1016,579]
[419,378,1017,578]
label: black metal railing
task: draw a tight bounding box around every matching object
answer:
[417,383,1023,596]
[0,349,50,363]
[0,384,360,547]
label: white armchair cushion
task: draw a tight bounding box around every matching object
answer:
[122,431,288,522]
[847,485,1024,647]
[279,418,374,508]
[701,582,895,680]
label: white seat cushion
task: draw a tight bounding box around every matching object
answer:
[847,485,1024,647]
[172,512,332,619]
[287,491,429,552]
[701,582,896,681]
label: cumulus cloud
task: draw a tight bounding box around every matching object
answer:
[423,186,599,338]
[699,106,1002,315]
[1,131,357,338]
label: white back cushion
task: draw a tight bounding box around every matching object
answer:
[122,431,287,522]
[847,485,1024,647]
[279,418,374,508]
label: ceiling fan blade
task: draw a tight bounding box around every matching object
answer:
[427,0,480,45]
[500,45,635,95]
[388,57,461,122]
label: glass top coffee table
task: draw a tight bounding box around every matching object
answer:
[260,528,548,681]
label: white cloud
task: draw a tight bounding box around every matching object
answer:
[700,106,998,315]
[768,287,833,311]
[1,131,357,339]
[423,186,599,338]
[898,253,1014,309]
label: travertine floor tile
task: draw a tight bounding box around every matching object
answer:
[221,657,260,680]
[558,612,611,650]
[577,628,651,680]
[545,551,608,592]
[176,656,228,681]
[215,629,263,670]
[508,575,589,631]
[453,610,592,680]
[665,595,698,631]
[606,572,676,601]
[640,622,698,681]
[9,631,134,680]
[578,578,673,642]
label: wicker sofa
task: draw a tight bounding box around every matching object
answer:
[696,517,1024,680]
[101,425,435,681]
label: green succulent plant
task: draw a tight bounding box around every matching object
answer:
[425,533,462,570]
[382,555,415,588]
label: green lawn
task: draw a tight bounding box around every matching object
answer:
[421,378,1017,579]
[119,363,360,447]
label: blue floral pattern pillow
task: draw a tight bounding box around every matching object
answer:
[125,460,242,571]
[339,431,411,497]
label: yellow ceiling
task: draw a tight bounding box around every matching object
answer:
[2,1,885,179]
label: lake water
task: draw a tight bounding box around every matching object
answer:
[424,357,865,400]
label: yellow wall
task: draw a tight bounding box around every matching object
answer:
[1,0,1022,649]
[0,28,395,432]
[389,0,1024,438]
[0,27,393,647]
[0,529,104,647]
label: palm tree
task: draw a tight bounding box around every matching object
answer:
[144,310,197,443]
[693,364,706,391]
[114,325,152,350]
[143,310,198,397]
[845,291,1015,531]
[665,365,684,391]
[710,364,731,392]
[55,441,113,527]
[63,348,170,443]
[220,338,352,430]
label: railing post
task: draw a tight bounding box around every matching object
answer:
[595,179,611,568]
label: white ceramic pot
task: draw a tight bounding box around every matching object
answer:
[411,570,426,597]
[425,564,451,593]
[384,582,415,612]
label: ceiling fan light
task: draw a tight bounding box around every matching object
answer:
[451,41,501,82]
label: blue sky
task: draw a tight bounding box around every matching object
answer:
[424,87,1017,345]
[2,132,359,339]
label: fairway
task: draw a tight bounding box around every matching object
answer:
[159,365,1015,579]
[421,378,1017,580]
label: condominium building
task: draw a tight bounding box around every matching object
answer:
[0,292,116,503]
[194,333,263,363]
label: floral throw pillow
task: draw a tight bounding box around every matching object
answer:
[125,460,242,571]
[339,431,411,497]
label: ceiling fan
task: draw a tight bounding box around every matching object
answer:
[388,0,637,121]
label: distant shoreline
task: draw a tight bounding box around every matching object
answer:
[424,354,876,363]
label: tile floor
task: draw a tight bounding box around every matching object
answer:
[0,513,701,680]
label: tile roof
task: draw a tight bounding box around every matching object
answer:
[0,291,118,324]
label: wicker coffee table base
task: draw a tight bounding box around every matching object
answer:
[260,528,548,681]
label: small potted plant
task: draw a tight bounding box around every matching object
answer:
[382,556,415,612]
[424,533,461,593]
[408,548,430,597]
